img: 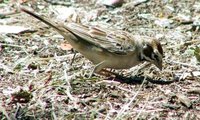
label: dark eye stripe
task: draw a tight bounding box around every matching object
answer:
[154,54,159,61]
[154,40,163,57]
[143,44,153,58]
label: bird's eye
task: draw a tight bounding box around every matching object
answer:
[143,44,153,58]
[152,53,159,62]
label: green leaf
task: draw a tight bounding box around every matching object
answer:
[194,46,200,62]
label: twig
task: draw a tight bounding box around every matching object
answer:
[114,76,147,119]
[0,9,19,18]
[0,43,25,48]
[63,68,74,101]
[0,104,11,120]
[13,55,31,69]
[1,43,29,54]
[166,60,198,69]
[29,54,77,62]
[125,0,149,7]
[0,63,13,73]
[105,101,115,119]
[135,93,150,119]
[44,0,72,6]
[133,108,165,112]
[116,86,136,94]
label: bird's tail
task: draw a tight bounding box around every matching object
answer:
[20,6,65,33]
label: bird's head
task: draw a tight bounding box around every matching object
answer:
[141,39,164,70]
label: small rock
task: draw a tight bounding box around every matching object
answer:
[176,93,192,108]
[154,18,173,28]
[187,88,200,94]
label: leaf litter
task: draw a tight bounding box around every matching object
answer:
[0,0,200,119]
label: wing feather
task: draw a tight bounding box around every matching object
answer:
[65,23,136,54]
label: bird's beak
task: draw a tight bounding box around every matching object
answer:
[154,61,162,71]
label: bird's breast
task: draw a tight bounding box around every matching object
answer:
[105,53,142,69]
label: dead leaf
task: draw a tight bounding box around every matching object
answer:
[60,43,73,50]
[11,89,33,103]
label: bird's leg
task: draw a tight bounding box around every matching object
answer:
[98,69,117,77]
[70,50,77,65]
[89,61,106,78]
[90,63,117,78]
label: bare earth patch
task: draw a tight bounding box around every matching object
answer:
[0,0,200,119]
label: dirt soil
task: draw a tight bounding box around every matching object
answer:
[0,0,200,119]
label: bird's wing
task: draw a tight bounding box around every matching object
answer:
[65,23,137,55]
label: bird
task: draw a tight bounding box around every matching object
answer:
[20,7,164,77]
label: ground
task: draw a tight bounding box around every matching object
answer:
[0,0,200,119]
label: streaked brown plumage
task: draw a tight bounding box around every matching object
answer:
[20,7,164,76]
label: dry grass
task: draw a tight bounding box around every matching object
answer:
[0,0,200,119]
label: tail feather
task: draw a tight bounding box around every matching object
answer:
[20,6,64,33]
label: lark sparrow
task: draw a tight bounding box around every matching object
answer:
[20,7,164,76]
